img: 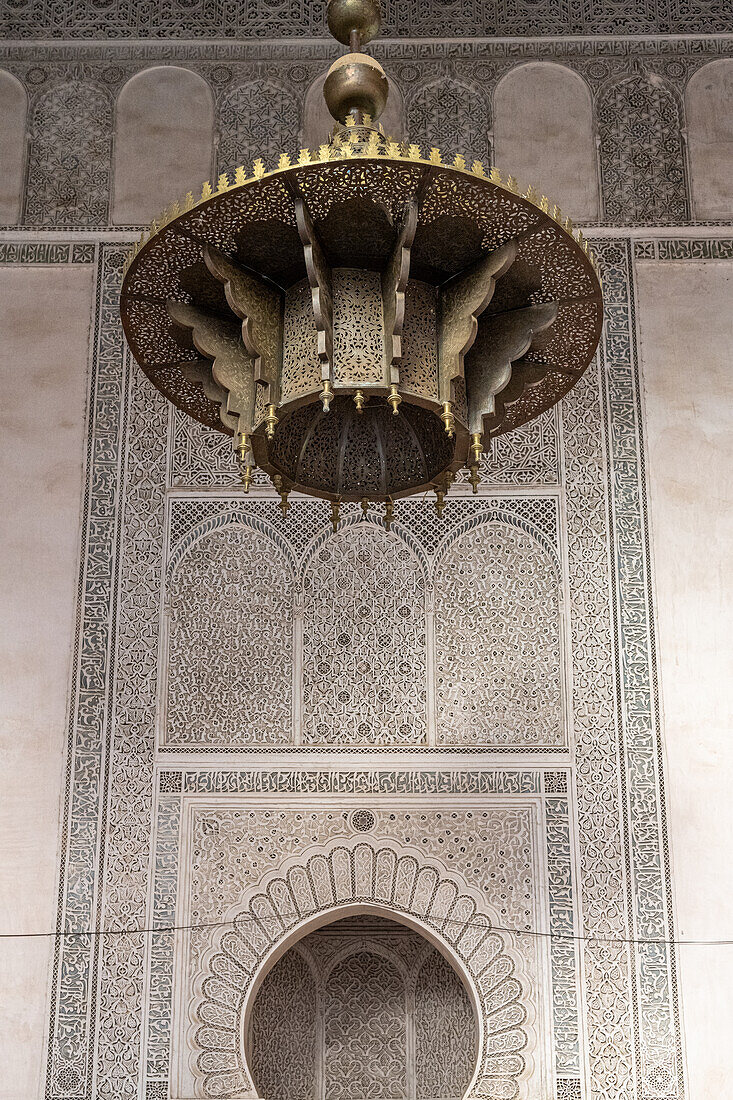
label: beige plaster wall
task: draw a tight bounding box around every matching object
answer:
[0,265,93,1100]
[686,60,733,220]
[112,65,214,225]
[636,260,733,1099]
[493,62,599,223]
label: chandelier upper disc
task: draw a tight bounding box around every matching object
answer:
[120,0,603,520]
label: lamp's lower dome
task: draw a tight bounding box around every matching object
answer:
[261,396,456,501]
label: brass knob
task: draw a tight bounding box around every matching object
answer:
[324,53,389,124]
[327,0,381,47]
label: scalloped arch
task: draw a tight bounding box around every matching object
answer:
[191,837,534,1100]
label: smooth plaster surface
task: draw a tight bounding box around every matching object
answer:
[493,62,599,222]
[0,71,27,224]
[686,60,733,219]
[636,260,733,1100]
[112,65,214,225]
[0,266,92,1100]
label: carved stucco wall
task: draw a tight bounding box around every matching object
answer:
[0,10,732,1100]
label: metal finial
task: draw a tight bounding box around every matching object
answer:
[384,498,394,531]
[441,401,455,438]
[320,379,333,412]
[354,390,366,413]
[265,403,279,440]
[387,384,402,416]
[331,499,341,533]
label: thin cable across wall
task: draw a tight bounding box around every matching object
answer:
[1,908,730,946]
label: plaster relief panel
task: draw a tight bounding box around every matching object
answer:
[24,80,112,226]
[172,801,548,1100]
[218,80,300,178]
[407,77,491,166]
[162,520,294,746]
[434,521,565,747]
[302,523,427,746]
[598,75,687,224]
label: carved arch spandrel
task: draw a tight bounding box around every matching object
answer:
[190,838,538,1100]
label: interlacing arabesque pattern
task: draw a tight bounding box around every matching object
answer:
[434,522,564,746]
[249,950,318,1100]
[325,951,407,1099]
[250,923,476,1100]
[302,524,427,745]
[4,0,732,39]
[162,508,562,749]
[561,356,636,1099]
[165,523,294,745]
[11,46,733,232]
[192,836,534,1100]
[38,230,687,1100]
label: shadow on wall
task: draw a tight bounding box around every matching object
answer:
[493,62,599,223]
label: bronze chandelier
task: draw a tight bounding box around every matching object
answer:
[120,0,603,528]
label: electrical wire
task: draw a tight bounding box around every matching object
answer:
[1,908,730,946]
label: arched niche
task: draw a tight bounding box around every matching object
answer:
[163,518,294,746]
[597,74,688,224]
[248,914,479,1100]
[686,60,733,220]
[493,62,599,223]
[302,70,405,148]
[407,77,490,166]
[301,521,427,746]
[218,79,300,177]
[24,80,112,226]
[0,71,26,224]
[434,517,565,747]
[112,66,214,225]
[191,829,534,1100]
